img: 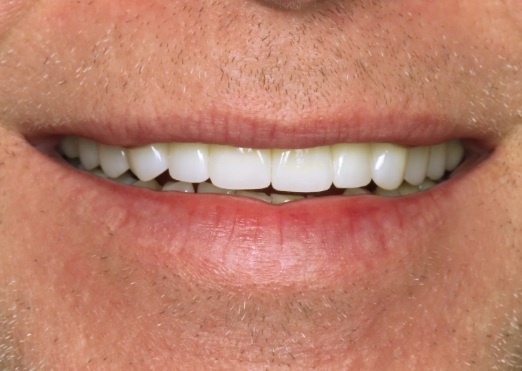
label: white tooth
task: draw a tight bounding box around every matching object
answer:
[374,187,401,197]
[404,146,429,186]
[133,180,161,190]
[60,136,79,158]
[162,181,195,193]
[272,146,333,192]
[426,143,447,180]
[113,172,137,185]
[371,143,407,190]
[197,182,235,195]
[445,140,464,171]
[236,191,272,203]
[127,143,169,181]
[271,194,305,204]
[209,145,271,190]
[168,143,210,183]
[397,182,419,196]
[418,179,437,191]
[78,138,100,170]
[342,188,371,196]
[332,143,372,188]
[98,144,130,179]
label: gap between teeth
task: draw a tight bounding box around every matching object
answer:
[59,137,464,203]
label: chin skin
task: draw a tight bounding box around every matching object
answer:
[0,0,522,369]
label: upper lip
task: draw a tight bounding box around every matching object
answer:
[25,106,494,151]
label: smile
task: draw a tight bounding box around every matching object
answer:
[59,137,465,203]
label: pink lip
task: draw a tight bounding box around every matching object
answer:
[25,134,487,288]
[25,107,495,150]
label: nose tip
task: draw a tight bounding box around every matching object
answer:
[257,0,323,11]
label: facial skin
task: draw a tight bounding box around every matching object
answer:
[0,0,521,369]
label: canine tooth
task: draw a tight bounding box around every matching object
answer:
[60,136,79,158]
[209,145,271,190]
[445,140,464,171]
[371,143,407,190]
[272,146,333,192]
[343,188,371,196]
[168,143,209,183]
[236,191,272,203]
[271,194,305,204]
[426,143,447,180]
[133,180,161,190]
[404,146,429,186]
[127,143,169,181]
[162,181,195,193]
[78,138,100,170]
[98,144,130,179]
[197,183,235,195]
[332,143,372,188]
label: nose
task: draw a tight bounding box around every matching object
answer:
[257,0,324,10]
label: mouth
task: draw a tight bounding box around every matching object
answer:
[4,0,503,291]
[59,136,466,203]
[21,117,489,289]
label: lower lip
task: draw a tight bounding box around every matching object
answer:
[29,140,481,289]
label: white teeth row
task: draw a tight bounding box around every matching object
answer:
[60,137,464,192]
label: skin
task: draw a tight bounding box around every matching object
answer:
[0,0,521,369]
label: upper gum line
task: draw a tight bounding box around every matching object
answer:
[59,137,465,196]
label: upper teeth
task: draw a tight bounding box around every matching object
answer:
[60,137,464,193]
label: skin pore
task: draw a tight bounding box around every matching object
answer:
[0,0,521,369]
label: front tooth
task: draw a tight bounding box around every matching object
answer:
[332,143,372,188]
[60,136,80,158]
[445,140,464,171]
[98,144,130,178]
[168,143,210,183]
[426,143,447,180]
[78,138,100,170]
[271,194,305,204]
[127,143,169,181]
[197,182,235,195]
[404,146,429,186]
[209,145,271,190]
[163,181,195,193]
[236,191,272,203]
[272,146,333,192]
[371,143,407,190]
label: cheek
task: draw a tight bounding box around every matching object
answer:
[502,0,522,21]
[0,0,33,36]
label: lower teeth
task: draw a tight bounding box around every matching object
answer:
[67,158,441,204]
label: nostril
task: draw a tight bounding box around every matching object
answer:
[256,0,324,11]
